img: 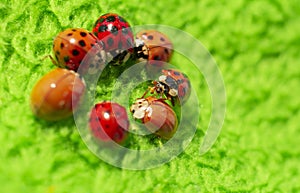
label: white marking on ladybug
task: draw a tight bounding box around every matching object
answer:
[107,24,113,31]
[158,75,167,82]
[146,106,153,118]
[135,39,144,47]
[169,88,178,96]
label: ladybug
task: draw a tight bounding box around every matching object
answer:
[89,101,129,144]
[53,28,101,72]
[30,68,86,121]
[92,13,134,65]
[130,96,177,140]
[134,29,173,70]
[148,69,191,105]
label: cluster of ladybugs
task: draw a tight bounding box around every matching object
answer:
[30,13,191,144]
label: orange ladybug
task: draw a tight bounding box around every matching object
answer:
[134,29,173,69]
[52,28,100,71]
[130,96,178,139]
[30,68,85,121]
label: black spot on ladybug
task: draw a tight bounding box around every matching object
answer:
[106,16,116,22]
[122,27,128,34]
[60,43,64,49]
[118,41,123,49]
[177,79,184,84]
[80,32,87,37]
[173,71,180,76]
[126,38,133,47]
[166,76,178,89]
[111,26,118,35]
[113,132,120,140]
[118,16,127,23]
[79,40,86,47]
[67,33,73,36]
[72,49,80,56]
[153,55,160,60]
[116,112,122,117]
[160,37,165,42]
[99,25,107,32]
[107,37,114,46]
[148,35,153,40]
[64,56,69,62]
[72,29,77,32]
[99,17,105,23]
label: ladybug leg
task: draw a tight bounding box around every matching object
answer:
[141,88,150,98]
[41,55,56,64]
[169,96,175,106]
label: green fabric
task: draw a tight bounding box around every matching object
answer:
[1,0,300,192]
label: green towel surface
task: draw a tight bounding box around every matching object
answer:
[1,0,300,192]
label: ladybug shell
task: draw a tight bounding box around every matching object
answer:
[53,28,99,71]
[89,101,129,144]
[136,30,173,68]
[131,97,177,140]
[30,68,86,121]
[92,13,134,54]
[162,69,191,104]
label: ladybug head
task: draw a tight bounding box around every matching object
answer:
[130,98,149,119]
[134,39,149,59]
[151,80,166,94]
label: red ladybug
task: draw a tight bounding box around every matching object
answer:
[52,28,101,72]
[148,69,191,105]
[30,68,86,121]
[92,13,134,65]
[134,29,173,70]
[130,96,177,140]
[89,101,129,144]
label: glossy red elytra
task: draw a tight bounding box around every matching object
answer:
[130,96,178,140]
[92,13,134,65]
[30,68,86,121]
[89,101,129,144]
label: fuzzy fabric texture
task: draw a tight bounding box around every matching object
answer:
[1,0,300,192]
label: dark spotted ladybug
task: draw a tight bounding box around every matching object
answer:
[134,29,173,70]
[89,101,129,144]
[92,13,134,65]
[52,28,100,72]
[130,96,177,140]
[148,69,191,105]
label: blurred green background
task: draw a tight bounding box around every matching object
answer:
[1,0,300,192]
